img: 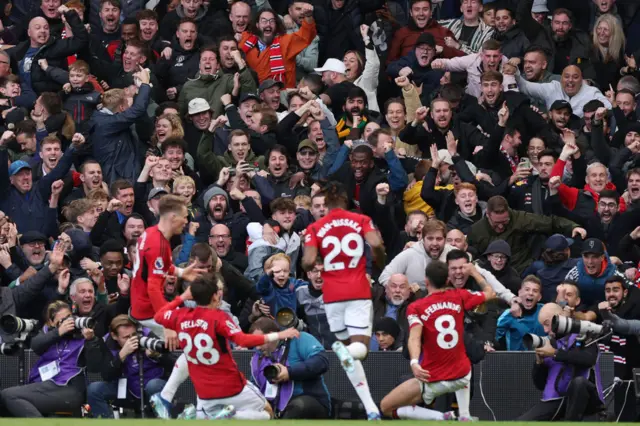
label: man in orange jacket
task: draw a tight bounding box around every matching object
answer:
[240,4,316,88]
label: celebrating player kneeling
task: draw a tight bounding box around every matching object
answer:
[155,273,300,420]
[302,182,386,420]
[380,261,496,421]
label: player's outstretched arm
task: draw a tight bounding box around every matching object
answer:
[153,296,185,329]
[228,327,301,348]
[406,324,429,382]
[464,263,496,301]
[301,244,318,272]
[364,230,386,270]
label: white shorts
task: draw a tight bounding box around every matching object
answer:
[420,372,472,405]
[325,299,373,339]
[137,318,165,337]
[197,382,266,419]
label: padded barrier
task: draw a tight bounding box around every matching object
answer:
[0,350,614,420]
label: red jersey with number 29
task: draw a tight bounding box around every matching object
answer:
[407,288,486,382]
[304,208,375,303]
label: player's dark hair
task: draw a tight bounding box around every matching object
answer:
[191,272,222,306]
[537,149,557,162]
[425,260,449,289]
[322,181,349,210]
[446,249,469,264]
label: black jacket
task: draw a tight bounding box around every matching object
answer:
[328,163,388,219]
[154,38,202,94]
[7,10,89,94]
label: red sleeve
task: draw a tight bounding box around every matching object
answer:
[71,171,82,187]
[460,289,486,311]
[304,224,319,248]
[550,158,579,210]
[361,216,375,235]
[215,318,268,348]
[154,296,183,329]
[144,242,173,313]
[406,302,422,329]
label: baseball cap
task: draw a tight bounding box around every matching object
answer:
[550,100,573,114]
[314,58,346,75]
[188,98,211,115]
[258,79,284,94]
[148,187,169,201]
[531,0,549,13]
[20,230,47,246]
[581,238,605,255]
[545,234,574,251]
[297,139,318,153]
[437,149,454,166]
[239,92,261,104]
[9,160,31,177]
[415,33,436,48]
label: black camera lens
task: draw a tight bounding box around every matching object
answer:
[263,365,280,383]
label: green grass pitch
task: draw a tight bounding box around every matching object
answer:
[3,420,639,425]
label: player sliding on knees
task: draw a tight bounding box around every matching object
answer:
[302,182,387,420]
[155,272,300,420]
[380,261,496,421]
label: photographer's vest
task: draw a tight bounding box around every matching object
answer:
[29,326,85,386]
[251,345,294,414]
[106,327,164,398]
[541,334,604,402]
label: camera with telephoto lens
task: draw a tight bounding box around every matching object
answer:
[139,336,167,353]
[263,364,281,383]
[0,314,39,335]
[276,307,304,331]
[552,315,604,338]
[71,316,95,329]
[523,334,551,350]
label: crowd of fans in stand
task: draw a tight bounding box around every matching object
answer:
[0,0,638,420]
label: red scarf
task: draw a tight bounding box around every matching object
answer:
[242,34,285,83]
[500,145,519,173]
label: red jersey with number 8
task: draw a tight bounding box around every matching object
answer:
[304,208,375,303]
[406,289,486,382]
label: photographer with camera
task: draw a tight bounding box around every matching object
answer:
[0,301,94,417]
[592,277,640,420]
[517,303,604,421]
[85,315,173,418]
[250,316,331,419]
[0,242,70,344]
[68,273,131,339]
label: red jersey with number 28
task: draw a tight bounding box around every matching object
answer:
[407,288,486,382]
[155,297,270,399]
[304,208,375,303]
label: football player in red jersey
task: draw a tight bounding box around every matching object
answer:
[129,195,206,418]
[302,182,386,420]
[155,273,300,419]
[380,261,496,421]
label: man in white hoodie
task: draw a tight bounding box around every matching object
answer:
[379,219,454,288]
